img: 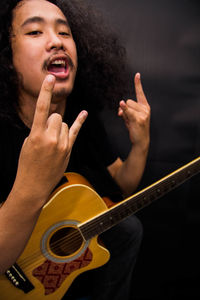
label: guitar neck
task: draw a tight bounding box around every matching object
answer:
[80,156,200,240]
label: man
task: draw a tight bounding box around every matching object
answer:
[0,0,150,299]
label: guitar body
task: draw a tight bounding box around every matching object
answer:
[2,157,200,300]
[0,173,110,300]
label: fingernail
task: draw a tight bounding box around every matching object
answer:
[46,74,55,83]
[120,100,126,107]
[136,72,141,79]
[80,110,88,118]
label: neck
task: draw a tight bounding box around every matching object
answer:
[18,93,66,129]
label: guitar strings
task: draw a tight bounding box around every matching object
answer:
[19,194,135,270]
[18,175,181,270]
[19,229,85,269]
[19,181,160,270]
[15,161,200,274]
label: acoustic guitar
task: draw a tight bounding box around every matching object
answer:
[0,156,200,299]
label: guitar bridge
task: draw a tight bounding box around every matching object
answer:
[5,263,34,294]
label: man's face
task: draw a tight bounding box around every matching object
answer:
[11,0,78,102]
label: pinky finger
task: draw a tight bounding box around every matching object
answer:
[68,110,88,148]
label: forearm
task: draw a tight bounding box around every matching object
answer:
[114,140,149,196]
[0,187,45,274]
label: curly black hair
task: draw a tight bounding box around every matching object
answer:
[0,0,133,123]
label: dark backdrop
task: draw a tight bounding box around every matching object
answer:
[93,0,200,299]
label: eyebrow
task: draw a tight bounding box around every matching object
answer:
[21,16,69,28]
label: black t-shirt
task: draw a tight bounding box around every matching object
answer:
[0,113,123,203]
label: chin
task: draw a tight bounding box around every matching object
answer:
[52,87,71,101]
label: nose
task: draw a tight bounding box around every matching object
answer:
[46,31,64,51]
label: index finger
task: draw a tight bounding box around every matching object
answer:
[31,75,55,131]
[134,73,148,106]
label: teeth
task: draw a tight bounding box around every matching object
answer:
[51,59,66,66]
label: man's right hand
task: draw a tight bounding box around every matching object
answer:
[14,74,88,204]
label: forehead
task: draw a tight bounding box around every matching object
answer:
[12,0,67,27]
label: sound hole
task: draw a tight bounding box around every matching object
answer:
[49,227,83,256]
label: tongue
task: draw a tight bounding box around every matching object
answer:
[48,65,66,73]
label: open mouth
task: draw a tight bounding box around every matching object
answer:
[47,57,69,79]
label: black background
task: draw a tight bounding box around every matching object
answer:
[93,0,200,299]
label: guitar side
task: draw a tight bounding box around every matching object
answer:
[0,173,110,300]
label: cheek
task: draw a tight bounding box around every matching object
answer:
[68,40,78,67]
[12,43,42,76]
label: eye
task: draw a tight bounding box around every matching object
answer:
[59,32,70,37]
[26,31,42,36]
